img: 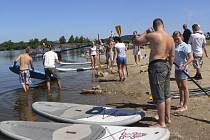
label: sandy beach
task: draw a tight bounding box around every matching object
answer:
[96,46,210,140]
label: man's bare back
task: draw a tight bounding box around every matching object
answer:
[16,54,33,70]
[146,31,174,63]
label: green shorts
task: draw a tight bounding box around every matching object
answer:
[148,59,171,104]
[44,68,60,81]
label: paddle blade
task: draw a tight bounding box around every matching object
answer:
[115,25,122,37]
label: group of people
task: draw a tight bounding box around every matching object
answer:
[89,37,128,82]
[14,45,61,93]
[14,18,208,128]
[134,18,208,127]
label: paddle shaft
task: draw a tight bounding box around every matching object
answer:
[115,25,128,76]
[173,62,210,98]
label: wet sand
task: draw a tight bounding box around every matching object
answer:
[97,46,210,140]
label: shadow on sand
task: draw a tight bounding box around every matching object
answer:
[172,113,210,124]
[98,79,119,83]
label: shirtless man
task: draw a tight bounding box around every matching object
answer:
[134,18,175,127]
[14,47,34,93]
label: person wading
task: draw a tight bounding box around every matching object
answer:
[14,47,34,93]
[43,45,61,93]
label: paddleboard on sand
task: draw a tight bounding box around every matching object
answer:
[0,121,170,140]
[32,102,145,126]
[9,65,56,80]
[56,67,96,72]
[60,61,91,65]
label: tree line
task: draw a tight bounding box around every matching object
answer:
[0,35,91,51]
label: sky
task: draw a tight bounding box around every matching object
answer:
[0,0,209,43]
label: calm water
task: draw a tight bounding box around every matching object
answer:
[0,50,109,139]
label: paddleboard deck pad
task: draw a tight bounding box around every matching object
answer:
[0,121,170,140]
[32,102,145,126]
[9,65,56,80]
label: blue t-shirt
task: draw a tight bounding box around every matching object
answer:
[175,42,192,70]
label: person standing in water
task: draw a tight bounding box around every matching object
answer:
[43,45,61,92]
[89,41,97,70]
[113,36,127,81]
[173,31,193,112]
[134,18,175,127]
[14,47,34,93]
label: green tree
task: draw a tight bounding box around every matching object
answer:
[79,36,85,43]
[68,35,74,43]
[40,38,48,45]
[29,38,39,49]
[59,36,66,44]
[74,36,79,43]
[85,37,91,43]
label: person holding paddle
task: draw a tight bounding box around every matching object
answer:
[173,31,193,112]
[14,47,34,93]
[134,18,175,127]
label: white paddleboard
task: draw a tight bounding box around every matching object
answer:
[56,67,93,72]
[32,102,145,126]
[60,61,91,65]
[0,121,170,140]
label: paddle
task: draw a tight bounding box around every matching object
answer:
[173,62,210,98]
[115,25,128,76]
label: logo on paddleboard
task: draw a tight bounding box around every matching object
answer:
[119,132,147,139]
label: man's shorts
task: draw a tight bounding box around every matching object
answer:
[175,69,188,80]
[106,52,114,61]
[44,68,60,81]
[116,56,127,65]
[193,54,203,69]
[19,69,31,85]
[148,59,171,104]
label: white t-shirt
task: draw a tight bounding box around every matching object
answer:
[188,32,206,56]
[90,46,97,56]
[43,51,58,68]
[175,42,192,70]
[115,43,126,58]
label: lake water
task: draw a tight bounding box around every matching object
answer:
[0,50,108,139]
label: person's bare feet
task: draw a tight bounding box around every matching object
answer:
[166,119,171,124]
[176,104,183,109]
[176,106,187,112]
[150,123,166,128]
[154,115,171,124]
